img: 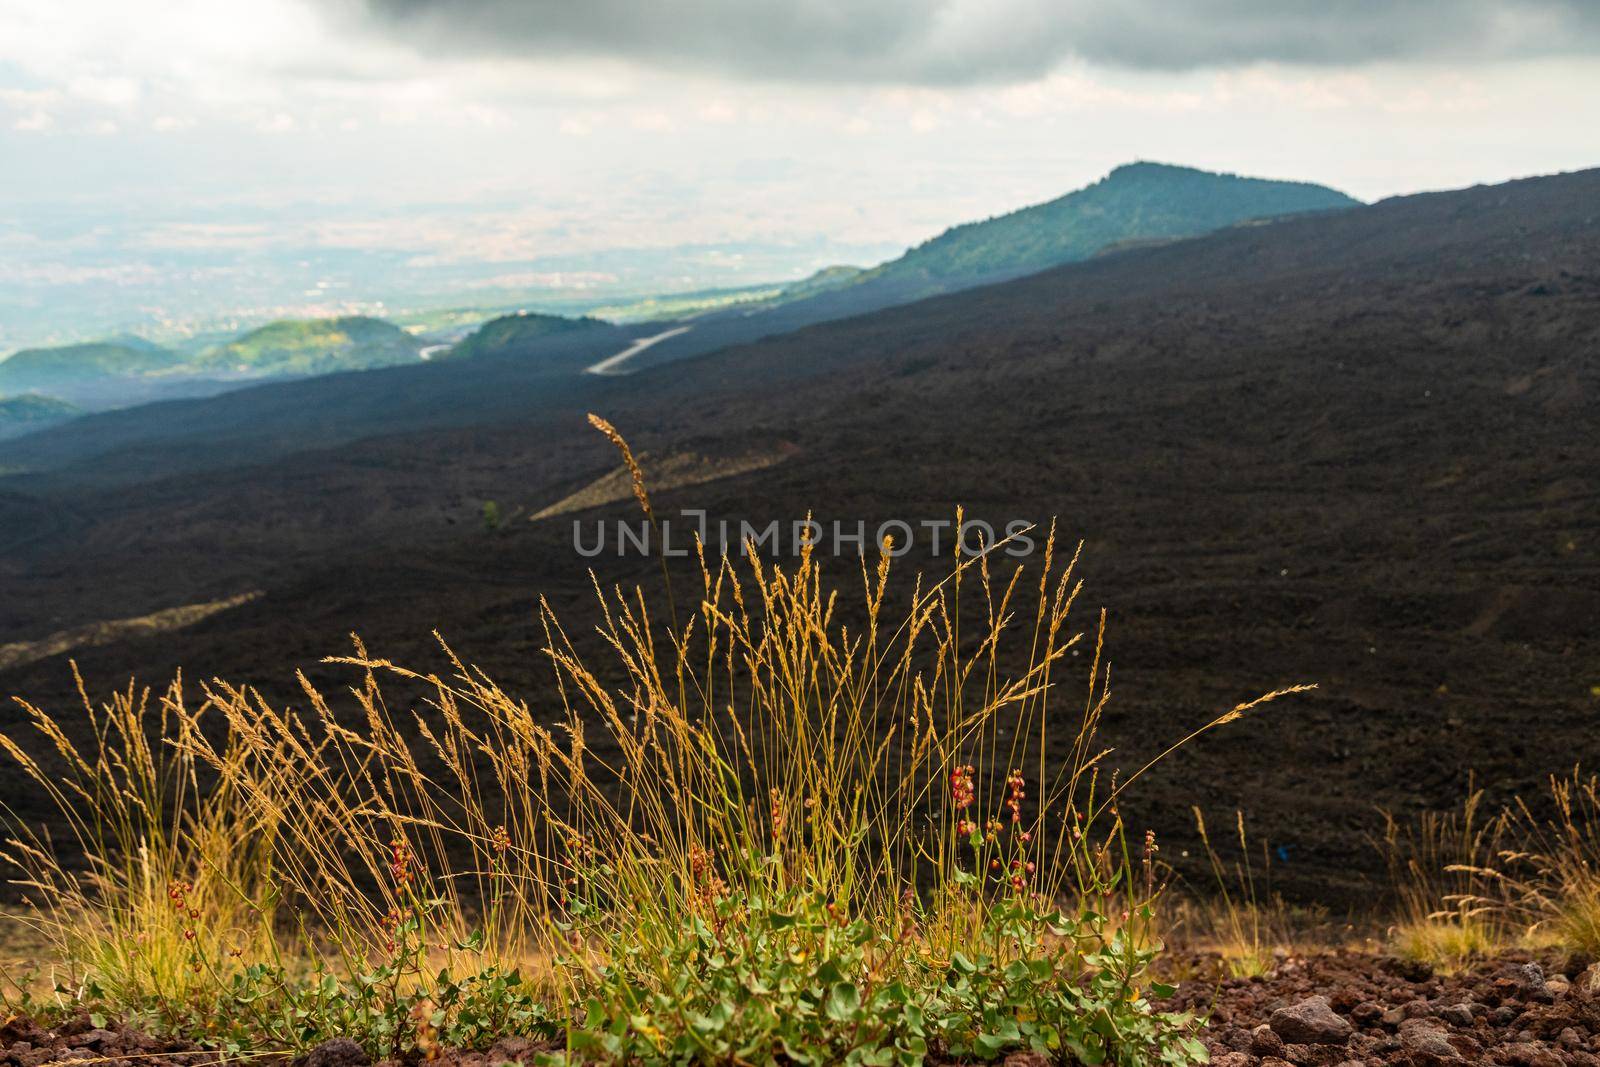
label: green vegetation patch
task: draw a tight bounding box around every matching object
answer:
[192,315,424,376]
[445,311,608,360]
[0,342,180,392]
[865,161,1358,288]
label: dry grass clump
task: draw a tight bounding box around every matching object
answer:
[1379,773,1600,971]
[0,674,279,1015]
[1171,809,1330,978]
[0,419,1309,1062]
[1380,789,1510,972]
[1485,770,1600,960]
[205,527,1112,979]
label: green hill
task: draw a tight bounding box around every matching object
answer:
[864,161,1359,288]
[0,341,181,393]
[194,316,424,377]
[446,312,607,360]
[778,265,865,300]
[0,394,80,439]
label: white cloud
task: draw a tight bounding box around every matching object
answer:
[629,110,676,132]
[67,75,140,108]
[460,103,508,127]
[13,109,53,131]
[258,112,298,133]
[0,87,61,108]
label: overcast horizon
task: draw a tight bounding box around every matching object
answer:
[3,0,1598,350]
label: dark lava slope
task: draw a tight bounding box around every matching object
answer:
[2,168,1596,901]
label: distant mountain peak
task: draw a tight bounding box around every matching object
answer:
[1105,160,1206,177]
[1100,160,1351,193]
[193,315,425,377]
[0,340,181,393]
[860,162,1359,287]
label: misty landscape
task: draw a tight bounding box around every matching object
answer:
[1,3,1598,1065]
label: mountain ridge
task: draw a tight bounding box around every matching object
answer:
[0,166,1585,492]
[0,341,183,394]
[514,160,1366,378]
[191,315,425,377]
[0,395,80,441]
[443,312,609,361]
[856,160,1359,290]
[0,161,1358,422]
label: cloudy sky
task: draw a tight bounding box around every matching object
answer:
[2,0,1598,345]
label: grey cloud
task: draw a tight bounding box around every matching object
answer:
[351,0,1600,84]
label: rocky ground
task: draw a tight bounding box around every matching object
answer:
[0,1016,557,1067]
[0,1014,240,1066]
[1163,950,1600,1066]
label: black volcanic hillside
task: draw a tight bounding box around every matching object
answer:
[1,169,1597,902]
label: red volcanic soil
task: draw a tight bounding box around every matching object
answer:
[0,1015,556,1067]
[1164,950,1600,1066]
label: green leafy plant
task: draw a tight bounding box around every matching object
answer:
[567,886,1201,1066]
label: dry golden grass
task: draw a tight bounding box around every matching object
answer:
[1380,789,1511,972]
[1169,809,1327,978]
[1484,770,1600,960]
[1374,773,1600,970]
[0,672,279,1011]
[0,418,1313,1061]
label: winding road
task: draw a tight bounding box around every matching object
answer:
[584,325,693,376]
